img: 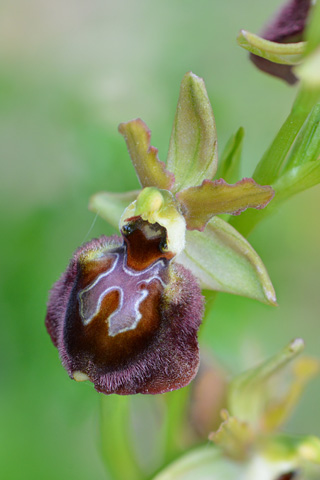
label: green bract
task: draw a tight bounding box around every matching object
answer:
[237,0,320,86]
[90,72,276,305]
[237,30,306,66]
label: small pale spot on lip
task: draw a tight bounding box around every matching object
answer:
[73,371,90,382]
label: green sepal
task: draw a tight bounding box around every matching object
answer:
[228,339,305,430]
[89,190,141,230]
[167,72,218,192]
[237,30,306,65]
[176,178,274,231]
[176,216,277,305]
[119,119,175,190]
[261,356,320,433]
[216,127,244,184]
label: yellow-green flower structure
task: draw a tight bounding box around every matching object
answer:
[154,340,320,480]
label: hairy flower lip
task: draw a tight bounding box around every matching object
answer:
[46,229,204,395]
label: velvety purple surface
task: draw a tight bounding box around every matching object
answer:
[45,235,204,395]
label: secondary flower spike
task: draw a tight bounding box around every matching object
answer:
[46,72,276,395]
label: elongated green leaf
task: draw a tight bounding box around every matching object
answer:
[89,189,140,229]
[176,178,274,231]
[177,216,277,305]
[253,87,320,186]
[283,103,320,171]
[119,119,175,190]
[167,72,218,192]
[216,127,244,184]
[237,30,306,65]
[230,158,320,237]
[273,158,320,202]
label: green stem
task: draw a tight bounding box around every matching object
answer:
[161,386,191,464]
[100,395,144,480]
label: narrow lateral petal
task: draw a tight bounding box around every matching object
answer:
[176,178,274,231]
[176,216,277,306]
[89,190,141,229]
[119,119,175,190]
[167,72,218,192]
[216,127,244,184]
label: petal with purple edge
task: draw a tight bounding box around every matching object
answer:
[119,119,175,190]
[176,178,274,232]
[89,190,141,230]
[176,216,277,306]
[167,72,218,192]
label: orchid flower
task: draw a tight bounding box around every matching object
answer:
[45,72,275,395]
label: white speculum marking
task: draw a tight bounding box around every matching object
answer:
[78,247,166,337]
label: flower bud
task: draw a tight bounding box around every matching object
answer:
[46,220,204,395]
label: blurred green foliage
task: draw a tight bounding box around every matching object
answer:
[1,0,319,479]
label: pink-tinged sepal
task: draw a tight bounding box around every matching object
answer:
[119,119,175,191]
[45,226,204,395]
[176,178,274,231]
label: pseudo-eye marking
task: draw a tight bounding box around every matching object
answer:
[78,246,166,336]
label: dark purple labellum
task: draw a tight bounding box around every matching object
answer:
[46,223,204,395]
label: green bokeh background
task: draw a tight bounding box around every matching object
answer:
[1,0,319,478]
